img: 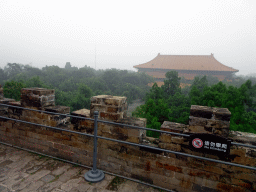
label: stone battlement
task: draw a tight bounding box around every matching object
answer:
[0,87,255,192]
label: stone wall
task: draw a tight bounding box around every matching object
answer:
[0,85,3,99]
[158,106,256,191]
[0,88,255,192]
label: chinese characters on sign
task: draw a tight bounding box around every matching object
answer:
[204,140,228,152]
[189,133,231,156]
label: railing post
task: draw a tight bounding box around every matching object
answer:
[84,111,105,183]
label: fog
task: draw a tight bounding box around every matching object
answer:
[0,0,255,75]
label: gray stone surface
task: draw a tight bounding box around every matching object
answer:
[57,168,81,182]
[52,165,71,175]
[20,180,45,192]
[117,180,138,192]
[12,170,50,191]
[37,181,63,192]
[2,172,29,189]
[0,185,11,192]
[41,174,55,183]
[0,144,164,192]
[60,178,83,191]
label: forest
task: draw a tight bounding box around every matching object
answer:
[1,63,256,136]
[133,71,256,137]
[0,63,153,111]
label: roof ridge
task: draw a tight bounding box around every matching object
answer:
[134,53,239,72]
[159,54,212,56]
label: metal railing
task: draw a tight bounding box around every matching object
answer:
[0,103,256,192]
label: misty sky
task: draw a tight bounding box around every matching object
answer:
[0,0,255,75]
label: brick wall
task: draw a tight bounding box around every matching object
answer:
[0,88,255,192]
[158,106,256,191]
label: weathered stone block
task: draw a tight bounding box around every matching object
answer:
[0,98,16,110]
[213,107,231,121]
[206,119,230,129]
[160,121,188,133]
[99,111,124,121]
[45,105,70,114]
[188,168,220,181]
[216,182,245,192]
[78,120,94,133]
[44,106,70,127]
[0,87,3,99]
[21,87,54,96]
[90,104,124,113]
[190,105,213,119]
[231,178,252,189]
[189,116,208,126]
[189,116,230,136]
[159,143,182,152]
[71,109,90,118]
[91,95,127,106]
[150,172,168,183]
[70,109,91,132]
[98,123,111,134]
[189,125,210,133]
[90,95,128,122]
[21,88,55,108]
[213,128,229,137]
[159,133,172,143]
[117,117,146,142]
[171,136,187,145]
[163,164,182,172]
[126,136,140,143]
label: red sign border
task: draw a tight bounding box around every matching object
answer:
[192,138,203,148]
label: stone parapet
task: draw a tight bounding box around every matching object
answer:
[189,105,230,137]
[161,121,189,133]
[44,106,70,127]
[189,116,230,137]
[90,95,127,121]
[91,95,127,106]
[21,88,55,108]
[115,117,147,143]
[190,105,231,121]
[0,91,255,192]
[0,98,16,116]
[70,109,93,132]
[190,105,213,119]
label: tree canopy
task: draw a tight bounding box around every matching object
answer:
[1,63,154,111]
[133,72,256,137]
[2,63,256,136]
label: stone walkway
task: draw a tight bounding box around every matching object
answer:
[0,144,162,192]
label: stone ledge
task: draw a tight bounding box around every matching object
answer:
[160,121,188,133]
[91,95,127,106]
[190,105,231,121]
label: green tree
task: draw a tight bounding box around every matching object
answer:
[145,83,163,101]
[25,76,49,88]
[4,63,23,78]
[70,84,94,111]
[168,92,190,124]
[3,80,26,101]
[161,70,181,98]
[0,68,7,85]
[191,75,208,93]
[133,98,170,138]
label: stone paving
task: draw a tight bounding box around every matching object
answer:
[0,144,162,192]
